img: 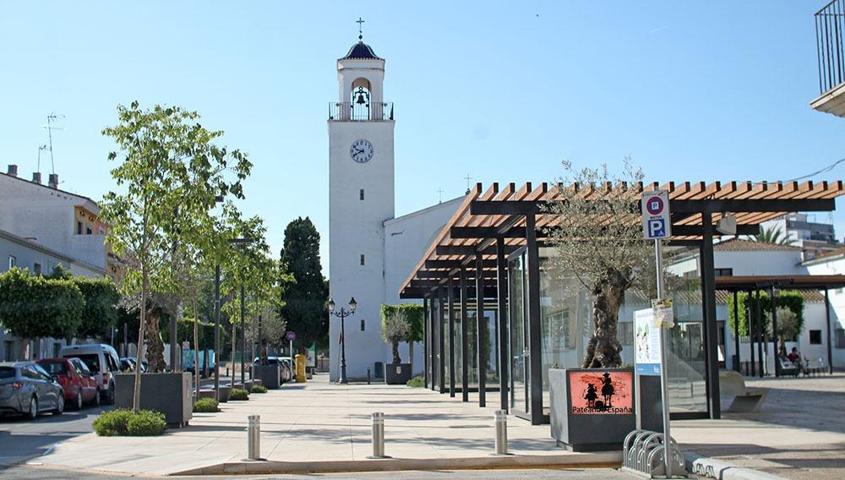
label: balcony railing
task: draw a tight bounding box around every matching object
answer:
[328,102,394,121]
[815,0,845,94]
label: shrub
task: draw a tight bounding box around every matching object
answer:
[230,388,249,400]
[250,384,267,394]
[193,398,219,412]
[93,409,166,436]
[93,409,134,436]
[407,375,425,388]
[126,410,167,436]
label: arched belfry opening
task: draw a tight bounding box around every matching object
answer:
[350,78,372,120]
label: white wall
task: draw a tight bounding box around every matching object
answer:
[805,256,845,368]
[714,250,804,276]
[0,173,107,271]
[384,198,462,374]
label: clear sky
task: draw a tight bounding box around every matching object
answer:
[2,1,843,275]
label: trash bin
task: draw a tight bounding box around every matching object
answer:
[294,354,306,383]
[374,361,384,379]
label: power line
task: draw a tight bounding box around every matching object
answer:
[788,157,845,182]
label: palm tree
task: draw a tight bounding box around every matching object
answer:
[752,226,796,246]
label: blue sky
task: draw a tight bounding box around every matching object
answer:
[1,1,843,274]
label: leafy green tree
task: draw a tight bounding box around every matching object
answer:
[46,265,120,339]
[101,101,250,411]
[0,268,85,356]
[220,213,287,376]
[279,217,328,353]
[752,226,796,246]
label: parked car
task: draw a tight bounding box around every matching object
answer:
[60,344,120,404]
[253,356,293,383]
[0,362,64,419]
[38,358,100,410]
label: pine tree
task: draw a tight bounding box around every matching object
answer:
[279,217,328,352]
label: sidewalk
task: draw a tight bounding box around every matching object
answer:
[37,374,616,476]
[672,374,845,480]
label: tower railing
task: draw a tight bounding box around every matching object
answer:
[329,102,394,121]
[815,0,845,95]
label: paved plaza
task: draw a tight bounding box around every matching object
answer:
[4,372,841,479]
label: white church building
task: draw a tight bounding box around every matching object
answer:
[327,35,461,381]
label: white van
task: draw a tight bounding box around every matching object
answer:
[60,344,120,404]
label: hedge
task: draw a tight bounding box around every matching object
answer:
[93,409,166,436]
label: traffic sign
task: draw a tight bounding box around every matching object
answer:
[286,331,296,342]
[641,191,671,239]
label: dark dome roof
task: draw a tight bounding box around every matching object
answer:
[342,40,381,60]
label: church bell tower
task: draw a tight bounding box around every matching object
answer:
[328,25,395,382]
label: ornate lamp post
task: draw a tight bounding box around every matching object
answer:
[328,297,356,384]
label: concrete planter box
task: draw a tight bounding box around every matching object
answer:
[550,368,636,452]
[384,363,412,385]
[115,372,192,427]
[218,385,231,402]
[252,365,280,389]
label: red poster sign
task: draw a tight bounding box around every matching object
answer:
[569,370,633,415]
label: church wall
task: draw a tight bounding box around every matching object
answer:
[383,197,463,375]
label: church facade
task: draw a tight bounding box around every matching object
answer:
[328,36,461,381]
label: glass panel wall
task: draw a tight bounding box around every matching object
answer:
[509,252,528,414]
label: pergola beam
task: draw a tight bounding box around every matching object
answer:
[468,198,836,216]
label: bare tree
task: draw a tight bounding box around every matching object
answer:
[543,159,653,368]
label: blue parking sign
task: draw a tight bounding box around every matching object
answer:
[648,218,666,238]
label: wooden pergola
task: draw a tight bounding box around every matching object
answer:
[400,180,844,424]
[716,274,845,377]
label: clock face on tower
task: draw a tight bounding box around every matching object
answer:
[350,139,374,164]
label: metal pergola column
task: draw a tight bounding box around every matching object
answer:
[733,290,741,373]
[448,277,456,398]
[496,236,510,412]
[423,296,429,389]
[755,290,765,377]
[700,211,721,419]
[771,286,780,378]
[460,267,470,402]
[525,213,544,425]
[475,253,486,407]
[437,287,446,393]
[825,288,834,374]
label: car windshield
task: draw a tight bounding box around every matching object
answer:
[75,354,101,372]
[0,367,15,379]
[40,362,68,375]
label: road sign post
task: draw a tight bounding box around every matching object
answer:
[640,190,675,478]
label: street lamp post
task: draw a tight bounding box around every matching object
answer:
[328,297,357,384]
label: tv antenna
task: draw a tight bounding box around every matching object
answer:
[464,173,473,194]
[36,145,47,173]
[43,113,65,174]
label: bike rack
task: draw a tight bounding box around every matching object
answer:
[622,429,686,478]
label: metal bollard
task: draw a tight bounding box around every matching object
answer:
[367,368,371,385]
[370,412,385,458]
[494,410,508,455]
[247,415,261,460]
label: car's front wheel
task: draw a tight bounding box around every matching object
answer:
[93,388,101,407]
[75,391,83,410]
[53,395,64,415]
[28,396,38,420]
[105,383,115,405]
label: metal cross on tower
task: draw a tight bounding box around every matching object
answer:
[356,17,365,39]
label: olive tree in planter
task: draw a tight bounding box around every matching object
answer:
[102,101,250,416]
[542,160,659,451]
[380,306,412,384]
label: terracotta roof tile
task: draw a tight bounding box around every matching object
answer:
[714,238,800,252]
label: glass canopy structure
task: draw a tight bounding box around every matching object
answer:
[399,180,845,424]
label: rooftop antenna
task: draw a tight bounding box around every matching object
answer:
[437,187,444,204]
[44,113,65,175]
[36,145,47,172]
[356,17,365,40]
[464,174,473,194]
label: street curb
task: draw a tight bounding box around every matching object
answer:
[171,451,622,476]
[685,452,788,480]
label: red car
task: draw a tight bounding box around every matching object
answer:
[37,358,100,410]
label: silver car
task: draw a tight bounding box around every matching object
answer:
[0,362,65,419]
